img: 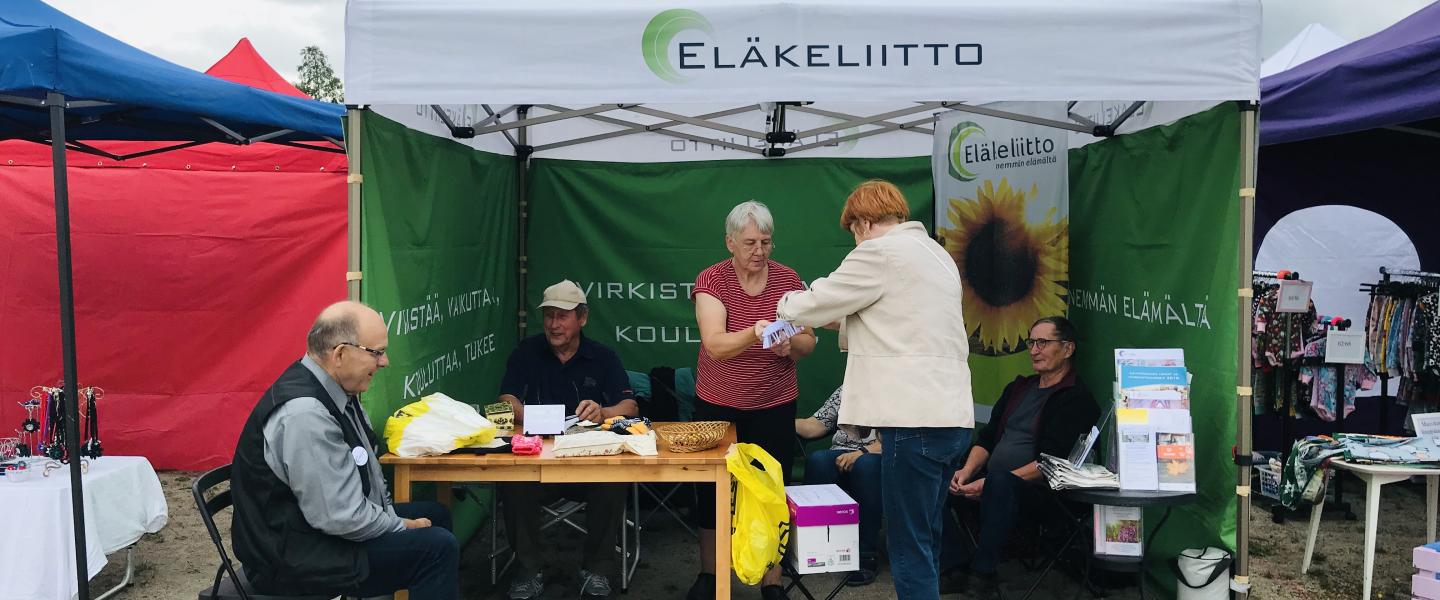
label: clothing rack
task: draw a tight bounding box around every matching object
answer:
[1362,267,1440,436]
[1379,267,1440,280]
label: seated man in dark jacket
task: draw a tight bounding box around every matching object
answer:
[943,316,1099,598]
[231,301,458,599]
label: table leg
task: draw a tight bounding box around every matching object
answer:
[715,468,732,600]
[1301,494,1324,574]
[1137,506,1174,600]
[393,465,412,503]
[1429,475,1438,543]
[1361,475,1381,600]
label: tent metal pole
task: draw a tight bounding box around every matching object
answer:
[794,102,945,137]
[788,105,935,135]
[941,102,1096,134]
[1234,100,1259,600]
[345,108,364,301]
[786,115,937,155]
[48,90,91,600]
[624,105,766,139]
[516,106,531,339]
[538,107,764,154]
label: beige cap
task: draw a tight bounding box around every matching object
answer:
[538,279,587,310]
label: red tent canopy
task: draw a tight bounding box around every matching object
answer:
[0,39,347,470]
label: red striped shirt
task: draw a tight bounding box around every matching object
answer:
[692,259,806,410]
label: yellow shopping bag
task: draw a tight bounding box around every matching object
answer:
[726,443,792,585]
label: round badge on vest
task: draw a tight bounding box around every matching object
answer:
[352,446,369,467]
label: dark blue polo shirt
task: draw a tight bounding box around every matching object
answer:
[498,334,634,415]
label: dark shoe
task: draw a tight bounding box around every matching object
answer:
[578,567,612,598]
[970,571,1001,600]
[844,556,879,587]
[507,570,544,600]
[760,584,789,600]
[686,573,716,600]
[939,566,970,595]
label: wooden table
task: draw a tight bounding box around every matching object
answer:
[381,425,737,599]
[1300,459,1439,600]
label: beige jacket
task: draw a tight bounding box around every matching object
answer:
[776,221,973,428]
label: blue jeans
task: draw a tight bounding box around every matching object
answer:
[880,427,971,600]
[970,470,1045,574]
[344,501,459,600]
[803,449,883,560]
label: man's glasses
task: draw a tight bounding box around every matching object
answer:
[1025,338,1070,351]
[336,342,386,359]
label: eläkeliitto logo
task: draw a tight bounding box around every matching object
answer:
[642,9,713,83]
[948,121,985,182]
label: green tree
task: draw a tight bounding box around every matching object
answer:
[295,45,343,103]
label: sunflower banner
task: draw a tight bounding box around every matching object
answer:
[933,104,1070,419]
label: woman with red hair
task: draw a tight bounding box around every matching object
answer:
[776,180,974,600]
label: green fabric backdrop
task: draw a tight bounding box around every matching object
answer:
[359,112,519,542]
[1069,102,1242,596]
[525,156,934,423]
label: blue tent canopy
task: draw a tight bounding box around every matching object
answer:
[0,0,343,145]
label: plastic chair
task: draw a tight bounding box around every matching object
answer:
[191,464,337,600]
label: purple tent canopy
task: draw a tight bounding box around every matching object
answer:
[1260,1,1440,145]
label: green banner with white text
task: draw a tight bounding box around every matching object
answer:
[359,112,518,430]
[1069,103,1241,596]
[525,157,932,421]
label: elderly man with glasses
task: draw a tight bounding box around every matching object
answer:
[230,301,459,600]
[940,316,1099,599]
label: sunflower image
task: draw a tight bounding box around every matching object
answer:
[939,178,1068,355]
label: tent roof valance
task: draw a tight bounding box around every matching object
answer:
[345,0,1260,106]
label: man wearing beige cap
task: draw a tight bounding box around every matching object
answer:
[496,279,636,599]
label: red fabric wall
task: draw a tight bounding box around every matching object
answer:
[0,141,347,469]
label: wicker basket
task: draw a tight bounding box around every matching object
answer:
[655,421,729,453]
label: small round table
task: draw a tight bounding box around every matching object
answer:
[1062,489,1196,600]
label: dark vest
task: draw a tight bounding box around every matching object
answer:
[231,359,378,594]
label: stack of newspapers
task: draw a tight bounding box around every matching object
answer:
[1039,453,1119,490]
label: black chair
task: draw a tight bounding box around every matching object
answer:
[191,464,336,600]
[947,489,1099,600]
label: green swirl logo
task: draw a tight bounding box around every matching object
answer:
[643,9,714,83]
[948,121,985,181]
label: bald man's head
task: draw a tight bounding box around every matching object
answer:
[307,301,389,394]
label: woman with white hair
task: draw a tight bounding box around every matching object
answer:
[687,200,816,600]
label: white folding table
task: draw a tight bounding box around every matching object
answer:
[0,456,168,600]
[1300,460,1439,600]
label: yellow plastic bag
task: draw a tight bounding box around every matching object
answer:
[383,393,496,457]
[726,443,792,585]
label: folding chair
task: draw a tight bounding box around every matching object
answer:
[484,483,644,592]
[634,366,700,537]
[947,492,1097,600]
[191,464,338,600]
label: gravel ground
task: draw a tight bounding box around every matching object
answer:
[89,471,1434,599]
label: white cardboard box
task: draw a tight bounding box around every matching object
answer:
[786,484,860,574]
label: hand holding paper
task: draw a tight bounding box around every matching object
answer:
[760,319,800,349]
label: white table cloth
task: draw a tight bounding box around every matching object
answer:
[0,456,169,600]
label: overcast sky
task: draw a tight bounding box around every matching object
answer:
[44,0,1437,86]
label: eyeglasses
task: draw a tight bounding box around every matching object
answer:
[739,239,774,252]
[336,342,386,359]
[1025,338,1070,351]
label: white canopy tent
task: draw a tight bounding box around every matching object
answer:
[343,1,1262,597]
[1260,23,1348,78]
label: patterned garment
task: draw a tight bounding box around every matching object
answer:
[810,387,877,451]
[1279,435,1344,510]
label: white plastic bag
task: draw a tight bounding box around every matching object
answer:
[552,431,658,457]
[383,393,496,457]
